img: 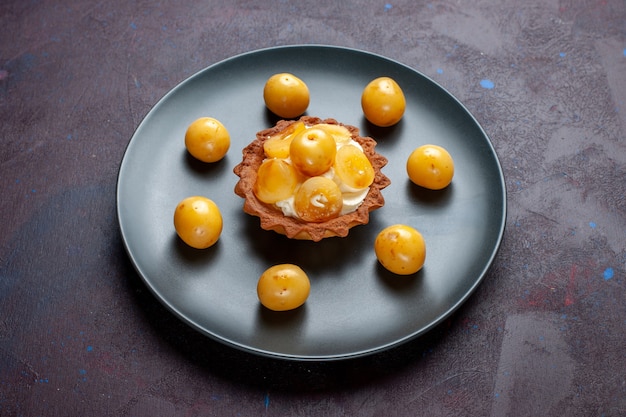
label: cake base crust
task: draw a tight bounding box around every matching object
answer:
[233,116,390,241]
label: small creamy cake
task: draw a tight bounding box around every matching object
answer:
[233,116,390,241]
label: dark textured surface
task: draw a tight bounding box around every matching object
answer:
[1,1,625,416]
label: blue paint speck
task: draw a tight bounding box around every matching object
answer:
[437,68,443,74]
[384,3,392,11]
[623,48,626,57]
[264,393,270,409]
[79,369,87,375]
[603,268,614,281]
[130,22,137,30]
[589,221,596,229]
[559,52,566,58]
[86,346,93,352]
[480,79,494,89]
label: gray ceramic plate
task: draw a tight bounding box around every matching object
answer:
[117,45,506,361]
